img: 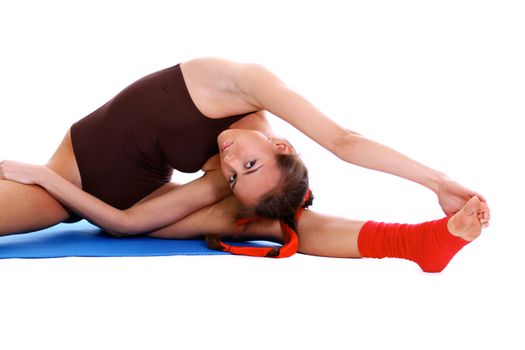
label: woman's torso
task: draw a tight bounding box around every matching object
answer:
[66,60,258,210]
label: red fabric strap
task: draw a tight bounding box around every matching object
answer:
[213,189,311,258]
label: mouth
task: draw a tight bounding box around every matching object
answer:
[221,141,233,152]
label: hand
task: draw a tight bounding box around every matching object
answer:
[0,160,47,185]
[436,176,490,226]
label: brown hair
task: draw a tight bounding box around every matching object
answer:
[242,151,314,232]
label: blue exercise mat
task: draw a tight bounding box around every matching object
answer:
[0,220,276,259]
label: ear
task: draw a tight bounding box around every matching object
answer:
[274,139,294,154]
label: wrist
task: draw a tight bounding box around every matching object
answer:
[38,166,55,186]
[424,171,449,194]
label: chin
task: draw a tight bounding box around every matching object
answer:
[217,129,234,143]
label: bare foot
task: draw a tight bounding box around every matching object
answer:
[447,196,488,241]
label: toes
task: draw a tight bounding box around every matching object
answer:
[480,202,490,220]
[477,201,490,227]
[463,196,481,216]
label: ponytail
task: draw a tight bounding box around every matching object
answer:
[205,189,312,258]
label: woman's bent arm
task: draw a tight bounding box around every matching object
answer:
[41,168,229,235]
[0,160,230,236]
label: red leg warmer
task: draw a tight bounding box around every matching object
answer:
[357,216,470,272]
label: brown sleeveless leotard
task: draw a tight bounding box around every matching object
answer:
[68,64,249,222]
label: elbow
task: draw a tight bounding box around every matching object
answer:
[107,229,129,238]
[333,130,360,160]
[106,226,131,238]
[105,213,136,238]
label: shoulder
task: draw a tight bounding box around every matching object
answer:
[234,63,289,110]
[182,57,281,92]
[182,56,262,73]
[181,57,283,110]
[181,57,252,84]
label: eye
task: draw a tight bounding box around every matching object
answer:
[228,173,237,184]
[245,160,256,169]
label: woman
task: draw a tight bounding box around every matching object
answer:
[0,57,490,271]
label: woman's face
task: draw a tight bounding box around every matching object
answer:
[217,129,291,206]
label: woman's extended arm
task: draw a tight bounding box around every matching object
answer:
[239,64,487,214]
[0,160,230,236]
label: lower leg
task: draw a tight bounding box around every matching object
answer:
[357,196,486,272]
[296,197,485,272]
[296,210,365,258]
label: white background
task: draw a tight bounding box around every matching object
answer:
[1,1,524,349]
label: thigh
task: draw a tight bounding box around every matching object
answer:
[149,195,283,241]
[0,179,70,236]
[148,195,240,239]
[148,195,364,258]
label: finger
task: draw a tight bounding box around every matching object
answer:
[471,192,487,203]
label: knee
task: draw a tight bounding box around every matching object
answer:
[0,180,68,236]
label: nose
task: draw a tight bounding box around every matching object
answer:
[222,152,239,170]
[223,152,235,163]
